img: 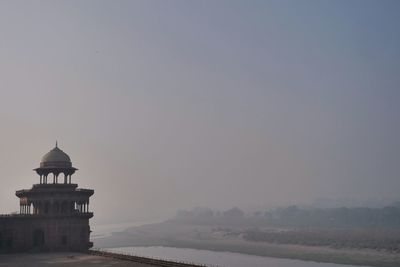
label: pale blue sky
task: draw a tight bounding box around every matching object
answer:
[0,0,399,223]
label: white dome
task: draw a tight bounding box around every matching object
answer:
[40,145,72,168]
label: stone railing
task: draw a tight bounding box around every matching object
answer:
[88,249,218,267]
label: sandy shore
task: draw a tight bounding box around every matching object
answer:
[0,252,156,267]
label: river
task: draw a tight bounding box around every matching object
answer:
[105,246,371,267]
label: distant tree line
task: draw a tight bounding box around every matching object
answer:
[263,205,400,228]
[243,228,400,251]
[171,205,400,228]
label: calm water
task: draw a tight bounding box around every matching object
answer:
[105,246,371,267]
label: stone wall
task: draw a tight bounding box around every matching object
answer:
[0,215,91,253]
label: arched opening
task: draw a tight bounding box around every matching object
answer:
[33,229,45,248]
[54,202,60,213]
[36,202,42,215]
[6,238,12,250]
[69,201,74,213]
[61,201,68,213]
[54,172,61,184]
[44,202,50,214]
[80,226,87,241]
[61,235,67,246]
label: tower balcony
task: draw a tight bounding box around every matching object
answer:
[16,184,94,198]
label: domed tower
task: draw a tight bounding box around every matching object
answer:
[14,143,94,252]
[34,142,77,184]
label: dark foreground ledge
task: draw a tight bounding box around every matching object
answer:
[88,249,209,267]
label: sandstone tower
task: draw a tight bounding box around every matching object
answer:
[0,144,94,252]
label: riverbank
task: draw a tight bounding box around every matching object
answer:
[98,238,400,267]
[94,222,400,267]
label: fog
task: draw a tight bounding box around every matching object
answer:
[0,1,399,225]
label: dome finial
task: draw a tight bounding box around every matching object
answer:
[56,140,58,148]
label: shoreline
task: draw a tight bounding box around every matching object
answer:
[161,240,398,267]
[94,223,400,267]
[96,238,400,267]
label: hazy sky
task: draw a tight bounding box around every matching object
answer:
[0,0,399,224]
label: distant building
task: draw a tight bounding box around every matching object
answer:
[0,144,94,253]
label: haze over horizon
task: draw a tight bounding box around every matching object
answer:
[0,0,399,224]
